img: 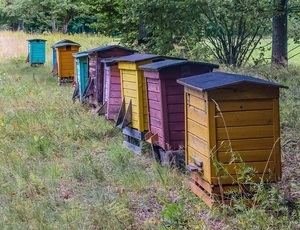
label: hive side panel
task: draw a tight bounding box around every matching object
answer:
[146,77,165,147]
[57,49,77,78]
[107,65,122,120]
[185,89,211,183]
[120,68,139,129]
[165,79,185,149]
[210,91,279,184]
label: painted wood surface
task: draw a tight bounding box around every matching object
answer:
[144,63,216,150]
[184,84,282,185]
[119,62,151,132]
[88,47,135,106]
[57,46,80,78]
[28,40,46,64]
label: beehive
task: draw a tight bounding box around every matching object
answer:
[51,40,80,84]
[26,39,46,65]
[99,59,123,120]
[140,60,218,152]
[114,54,165,132]
[85,45,135,107]
[177,72,286,207]
[73,51,89,102]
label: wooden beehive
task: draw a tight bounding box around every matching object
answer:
[177,72,286,207]
[51,40,81,84]
[98,59,123,121]
[26,39,46,65]
[139,60,219,152]
[85,45,135,107]
[73,51,89,102]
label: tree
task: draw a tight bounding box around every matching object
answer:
[190,0,271,67]
[272,0,288,66]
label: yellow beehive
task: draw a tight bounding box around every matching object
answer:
[52,40,80,84]
[115,54,163,132]
[177,72,287,207]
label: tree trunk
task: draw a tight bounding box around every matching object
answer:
[272,0,288,67]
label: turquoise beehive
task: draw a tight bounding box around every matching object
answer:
[26,39,46,65]
[73,51,89,102]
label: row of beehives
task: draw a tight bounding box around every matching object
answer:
[27,38,286,207]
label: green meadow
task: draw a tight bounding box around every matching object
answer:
[0,31,299,229]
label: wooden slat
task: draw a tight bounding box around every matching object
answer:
[167,95,184,104]
[147,82,160,93]
[168,104,184,113]
[148,91,161,102]
[169,131,184,141]
[185,87,207,100]
[169,113,184,122]
[118,62,137,70]
[208,85,279,101]
[187,119,209,142]
[166,85,183,95]
[190,181,215,208]
[273,99,281,181]
[187,106,208,127]
[149,108,161,119]
[217,149,274,163]
[188,146,211,175]
[210,172,277,185]
[215,99,273,112]
[217,138,275,151]
[216,110,273,127]
[123,81,137,90]
[188,94,206,112]
[191,172,213,194]
[187,133,209,156]
[169,122,184,131]
[217,125,274,140]
[123,89,137,99]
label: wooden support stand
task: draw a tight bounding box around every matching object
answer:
[189,171,253,208]
[122,126,146,155]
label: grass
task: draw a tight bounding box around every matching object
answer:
[0,31,299,229]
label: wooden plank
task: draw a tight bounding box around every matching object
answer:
[187,133,209,156]
[190,181,215,208]
[148,100,161,110]
[273,99,281,181]
[123,141,141,154]
[167,95,184,104]
[217,99,273,112]
[188,146,211,175]
[110,76,121,84]
[191,172,213,193]
[109,98,122,105]
[187,106,208,127]
[169,113,184,122]
[211,172,277,185]
[149,108,161,119]
[148,91,161,102]
[123,89,137,99]
[209,86,279,101]
[213,161,275,177]
[187,118,209,142]
[110,84,121,91]
[150,117,162,127]
[122,126,145,140]
[169,131,184,141]
[168,104,184,113]
[166,85,183,95]
[184,92,188,165]
[147,82,160,93]
[216,110,273,127]
[169,122,184,131]
[217,138,275,151]
[217,149,274,163]
[185,87,207,100]
[110,91,121,98]
[208,101,217,179]
[123,81,137,90]
[118,62,137,70]
[188,94,206,112]
[121,71,137,83]
[217,125,274,140]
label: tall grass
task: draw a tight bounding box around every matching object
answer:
[0,31,299,229]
